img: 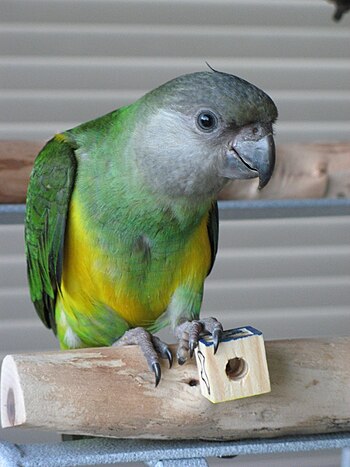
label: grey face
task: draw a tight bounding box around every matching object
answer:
[133,71,278,199]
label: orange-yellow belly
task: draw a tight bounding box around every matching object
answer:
[57,196,211,343]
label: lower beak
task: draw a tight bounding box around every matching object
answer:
[222,133,276,189]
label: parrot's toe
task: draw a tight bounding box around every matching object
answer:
[151,335,173,369]
[175,317,223,365]
[113,328,172,386]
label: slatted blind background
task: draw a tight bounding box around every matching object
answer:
[1,1,349,465]
[0,0,349,143]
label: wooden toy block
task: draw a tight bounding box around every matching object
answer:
[194,326,271,403]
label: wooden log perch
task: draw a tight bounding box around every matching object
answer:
[1,140,350,204]
[1,337,350,440]
[0,140,43,203]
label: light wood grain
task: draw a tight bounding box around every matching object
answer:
[195,327,270,403]
[1,337,350,440]
[0,140,43,203]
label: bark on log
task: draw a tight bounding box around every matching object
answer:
[0,140,43,203]
[1,338,350,440]
[0,140,350,204]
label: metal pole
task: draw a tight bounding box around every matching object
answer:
[341,448,350,467]
[146,459,209,467]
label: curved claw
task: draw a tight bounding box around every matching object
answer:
[178,356,186,365]
[175,318,224,363]
[189,340,197,359]
[152,362,161,387]
[213,328,223,354]
[165,348,173,369]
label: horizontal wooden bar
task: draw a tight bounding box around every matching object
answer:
[0,140,43,204]
[1,337,350,440]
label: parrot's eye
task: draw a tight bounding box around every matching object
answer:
[196,111,218,132]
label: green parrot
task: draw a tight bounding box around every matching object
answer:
[25,70,277,385]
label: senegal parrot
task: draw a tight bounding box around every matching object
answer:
[25,70,277,385]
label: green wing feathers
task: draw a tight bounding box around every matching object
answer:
[25,135,77,333]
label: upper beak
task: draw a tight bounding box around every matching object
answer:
[234,133,275,189]
[222,130,276,190]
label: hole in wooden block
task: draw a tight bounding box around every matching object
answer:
[225,357,248,381]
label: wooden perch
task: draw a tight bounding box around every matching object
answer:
[0,140,350,204]
[0,140,43,203]
[2,337,350,440]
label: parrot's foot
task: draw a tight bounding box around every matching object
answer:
[175,317,223,365]
[113,327,172,387]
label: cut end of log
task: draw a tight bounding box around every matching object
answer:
[1,355,26,428]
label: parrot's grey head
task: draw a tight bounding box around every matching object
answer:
[133,71,278,200]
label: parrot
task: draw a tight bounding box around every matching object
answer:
[25,70,277,386]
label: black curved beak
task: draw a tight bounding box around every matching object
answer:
[221,126,276,190]
[233,133,276,190]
